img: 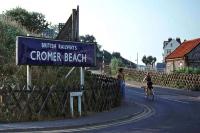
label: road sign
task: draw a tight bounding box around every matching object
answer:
[16,36,96,67]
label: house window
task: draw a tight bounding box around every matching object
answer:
[171,43,173,47]
[167,49,171,54]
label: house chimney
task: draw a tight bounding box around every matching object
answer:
[176,37,181,44]
[168,38,172,42]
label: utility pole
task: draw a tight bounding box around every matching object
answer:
[72,6,84,89]
[137,52,138,69]
[102,49,105,74]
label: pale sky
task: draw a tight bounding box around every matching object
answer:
[1,0,200,65]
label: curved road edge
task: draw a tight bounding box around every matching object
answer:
[0,102,155,132]
[33,103,155,133]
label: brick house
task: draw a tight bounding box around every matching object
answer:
[165,38,200,73]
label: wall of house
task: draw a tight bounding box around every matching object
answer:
[174,59,185,69]
[166,59,185,73]
[163,39,180,62]
[187,44,200,68]
[166,61,174,73]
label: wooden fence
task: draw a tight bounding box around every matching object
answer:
[0,74,121,122]
[124,68,200,91]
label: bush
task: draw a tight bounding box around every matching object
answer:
[0,17,28,80]
[174,67,200,74]
[0,17,79,88]
[110,57,124,75]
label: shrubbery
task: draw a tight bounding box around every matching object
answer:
[0,16,79,87]
[174,67,200,74]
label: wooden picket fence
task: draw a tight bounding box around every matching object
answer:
[0,74,121,122]
[124,68,200,91]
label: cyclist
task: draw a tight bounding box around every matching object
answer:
[143,72,153,97]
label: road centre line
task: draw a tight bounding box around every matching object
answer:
[159,96,189,104]
[130,89,189,104]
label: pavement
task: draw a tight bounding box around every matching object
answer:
[0,90,145,132]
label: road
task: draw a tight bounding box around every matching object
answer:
[2,85,200,133]
[76,86,200,133]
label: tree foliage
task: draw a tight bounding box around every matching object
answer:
[142,55,157,67]
[80,34,96,43]
[112,52,121,58]
[5,7,49,33]
[0,14,88,89]
[0,17,80,87]
[79,34,101,49]
[0,20,28,64]
[80,34,102,57]
[0,17,29,77]
[79,34,136,69]
[142,55,148,66]
[103,50,112,63]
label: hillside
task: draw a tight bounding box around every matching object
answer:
[0,16,76,87]
[96,50,136,68]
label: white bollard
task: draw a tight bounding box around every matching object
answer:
[70,91,83,117]
[78,96,82,116]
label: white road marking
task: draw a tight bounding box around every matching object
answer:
[130,89,189,104]
[159,96,189,104]
[29,103,155,133]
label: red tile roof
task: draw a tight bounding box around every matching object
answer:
[166,38,200,60]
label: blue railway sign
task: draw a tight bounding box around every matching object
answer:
[16,36,96,67]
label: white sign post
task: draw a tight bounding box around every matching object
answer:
[27,34,31,90]
[27,65,31,90]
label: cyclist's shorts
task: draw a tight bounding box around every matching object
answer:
[147,81,153,89]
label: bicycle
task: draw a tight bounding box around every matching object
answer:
[141,84,155,100]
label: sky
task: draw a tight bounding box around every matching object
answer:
[1,0,200,65]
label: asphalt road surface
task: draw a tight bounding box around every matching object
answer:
[7,86,199,133]
[73,86,200,133]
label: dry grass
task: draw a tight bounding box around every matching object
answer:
[0,15,29,34]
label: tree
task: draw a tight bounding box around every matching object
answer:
[142,55,157,67]
[79,34,101,50]
[142,55,148,66]
[5,7,49,33]
[147,56,153,66]
[152,57,157,67]
[5,7,29,27]
[80,34,102,60]
[28,12,49,33]
[102,50,112,64]
[49,24,59,34]
[112,52,121,58]
[80,34,96,43]
[42,24,59,38]
[0,19,28,62]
